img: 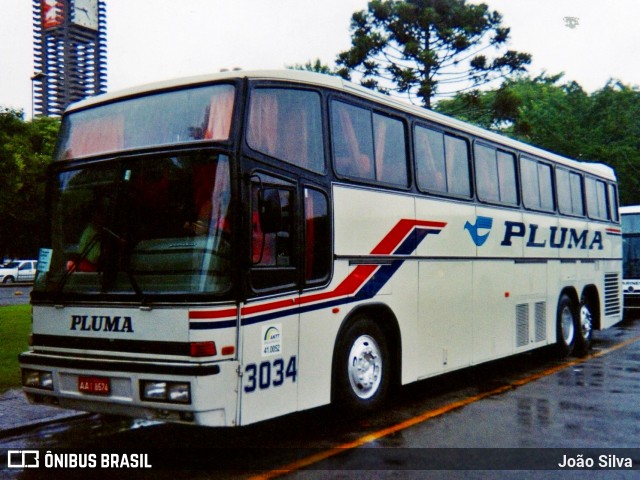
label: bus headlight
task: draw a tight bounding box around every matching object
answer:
[141,381,167,400]
[140,380,191,404]
[168,383,190,403]
[22,369,54,390]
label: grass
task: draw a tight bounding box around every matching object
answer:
[0,305,31,394]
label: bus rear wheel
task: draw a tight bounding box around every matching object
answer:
[574,300,594,356]
[556,294,578,357]
[333,316,391,412]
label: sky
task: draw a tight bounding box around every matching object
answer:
[1,0,639,118]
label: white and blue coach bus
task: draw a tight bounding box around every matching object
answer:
[20,70,622,427]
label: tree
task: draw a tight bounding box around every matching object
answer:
[438,73,591,155]
[336,0,531,108]
[585,81,640,205]
[287,58,335,75]
[0,108,59,260]
[436,75,640,205]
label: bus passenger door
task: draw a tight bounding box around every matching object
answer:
[238,173,300,426]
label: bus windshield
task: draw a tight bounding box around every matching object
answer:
[623,236,640,279]
[622,212,640,281]
[55,84,235,160]
[35,153,232,297]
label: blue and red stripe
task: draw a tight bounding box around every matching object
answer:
[189,219,446,329]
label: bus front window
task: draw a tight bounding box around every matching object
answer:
[36,153,232,297]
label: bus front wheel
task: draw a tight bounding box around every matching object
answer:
[333,316,391,412]
[556,294,578,357]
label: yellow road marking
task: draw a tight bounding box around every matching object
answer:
[249,335,640,480]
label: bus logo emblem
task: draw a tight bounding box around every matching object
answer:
[465,216,493,246]
[8,450,39,468]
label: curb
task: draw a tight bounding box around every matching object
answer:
[0,389,90,439]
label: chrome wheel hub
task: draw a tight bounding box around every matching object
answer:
[561,306,575,345]
[580,305,593,340]
[348,335,382,399]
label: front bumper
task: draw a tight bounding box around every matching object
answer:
[19,351,240,427]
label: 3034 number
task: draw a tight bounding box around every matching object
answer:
[244,356,297,393]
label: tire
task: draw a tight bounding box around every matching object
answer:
[555,294,577,357]
[574,298,594,356]
[333,316,391,412]
[3,276,15,284]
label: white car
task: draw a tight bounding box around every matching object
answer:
[0,260,38,284]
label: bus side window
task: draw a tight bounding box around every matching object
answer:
[248,180,298,293]
[474,143,499,202]
[252,186,285,267]
[497,151,518,205]
[331,101,375,180]
[304,188,330,284]
[557,168,584,216]
[609,184,619,222]
[372,113,408,186]
[585,177,609,220]
[415,125,446,193]
[538,162,554,211]
[331,101,407,186]
[415,126,470,198]
[521,156,554,212]
[557,168,572,215]
[247,88,325,173]
[444,134,471,197]
[569,172,585,216]
[521,157,539,209]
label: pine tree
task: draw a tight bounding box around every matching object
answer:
[336,0,531,108]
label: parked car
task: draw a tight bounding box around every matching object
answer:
[0,260,38,284]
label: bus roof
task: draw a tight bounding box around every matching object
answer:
[66,69,616,181]
[620,205,640,214]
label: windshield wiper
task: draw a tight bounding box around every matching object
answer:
[56,226,146,302]
[100,227,146,302]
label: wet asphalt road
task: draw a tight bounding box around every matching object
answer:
[0,285,32,306]
[1,316,639,479]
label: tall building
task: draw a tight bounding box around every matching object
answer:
[32,0,107,117]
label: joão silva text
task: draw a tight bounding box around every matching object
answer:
[558,454,633,469]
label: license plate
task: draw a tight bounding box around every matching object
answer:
[78,376,111,395]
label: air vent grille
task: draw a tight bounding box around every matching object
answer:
[604,273,621,316]
[516,304,529,347]
[535,302,546,342]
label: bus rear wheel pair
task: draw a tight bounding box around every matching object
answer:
[333,295,596,412]
[556,293,593,357]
